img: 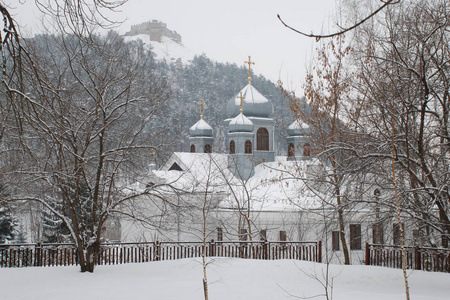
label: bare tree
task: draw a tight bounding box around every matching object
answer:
[1,29,169,272]
[279,35,357,264]
[350,0,450,248]
[201,156,215,300]
[1,1,128,100]
[331,1,450,298]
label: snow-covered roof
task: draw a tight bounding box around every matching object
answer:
[147,153,238,194]
[229,113,254,133]
[225,84,274,118]
[189,119,213,137]
[221,156,323,211]
[287,120,310,136]
[137,152,325,211]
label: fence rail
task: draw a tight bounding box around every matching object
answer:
[0,240,322,268]
[365,243,450,273]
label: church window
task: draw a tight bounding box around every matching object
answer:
[257,128,269,150]
[229,140,235,154]
[372,222,384,244]
[393,223,403,245]
[332,231,340,250]
[217,227,223,241]
[279,231,287,241]
[350,224,361,250]
[169,162,182,171]
[260,230,267,241]
[190,144,195,153]
[204,144,212,153]
[245,140,252,154]
[303,143,311,156]
[288,143,295,157]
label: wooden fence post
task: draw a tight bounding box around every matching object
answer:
[35,242,42,267]
[8,247,13,268]
[155,241,160,261]
[365,243,370,266]
[318,241,322,263]
[209,239,215,257]
[263,240,268,260]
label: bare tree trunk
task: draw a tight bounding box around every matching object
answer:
[201,160,212,300]
[334,168,350,265]
[391,98,410,300]
[77,242,99,273]
[202,206,209,300]
[337,199,350,265]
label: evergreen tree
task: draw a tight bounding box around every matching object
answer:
[41,205,71,243]
[0,183,15,243]
[14,225,26,244]
[0,206,15,243]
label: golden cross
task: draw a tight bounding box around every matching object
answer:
[151,150,156,164]
[237,92,245,114]
[244,55,255,85]
[197,98,206,120]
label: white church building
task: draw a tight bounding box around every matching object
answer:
[118,60,413,265]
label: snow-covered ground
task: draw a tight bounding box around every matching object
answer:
[1,258,448,300]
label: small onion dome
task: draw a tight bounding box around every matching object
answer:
[229,113,254,133]
[287,120,310,136]
[225,84,274,118]
[189,119,213,136]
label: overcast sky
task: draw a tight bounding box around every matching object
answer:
[11,0,339,92]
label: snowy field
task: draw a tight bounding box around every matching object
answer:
[1,258,448,300]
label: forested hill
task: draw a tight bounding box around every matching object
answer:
[23,33,299,167]
[158,54,295,155]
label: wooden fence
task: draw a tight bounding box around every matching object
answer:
[365,243,450,273]
[0,240,322,268]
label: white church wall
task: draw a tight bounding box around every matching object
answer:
[118,192,223,243]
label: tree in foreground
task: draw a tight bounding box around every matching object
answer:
[280,35,358,264]
[351,0,450,248]
[280,0,448,298]
[1,28,169,271]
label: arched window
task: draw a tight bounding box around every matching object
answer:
[303,143,311,156]
[288,143,295,157]
[229,140,235,154]
[204,144,212,153]
[190,144,195,153]
[257,128,269,150]
[245,140,252,154]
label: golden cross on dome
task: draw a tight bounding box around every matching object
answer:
[151,150,156,164]
[198,98,206,120]
[237,92,245,114]
[244,55,255,85]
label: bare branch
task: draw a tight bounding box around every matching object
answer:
[277,0,399,41]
